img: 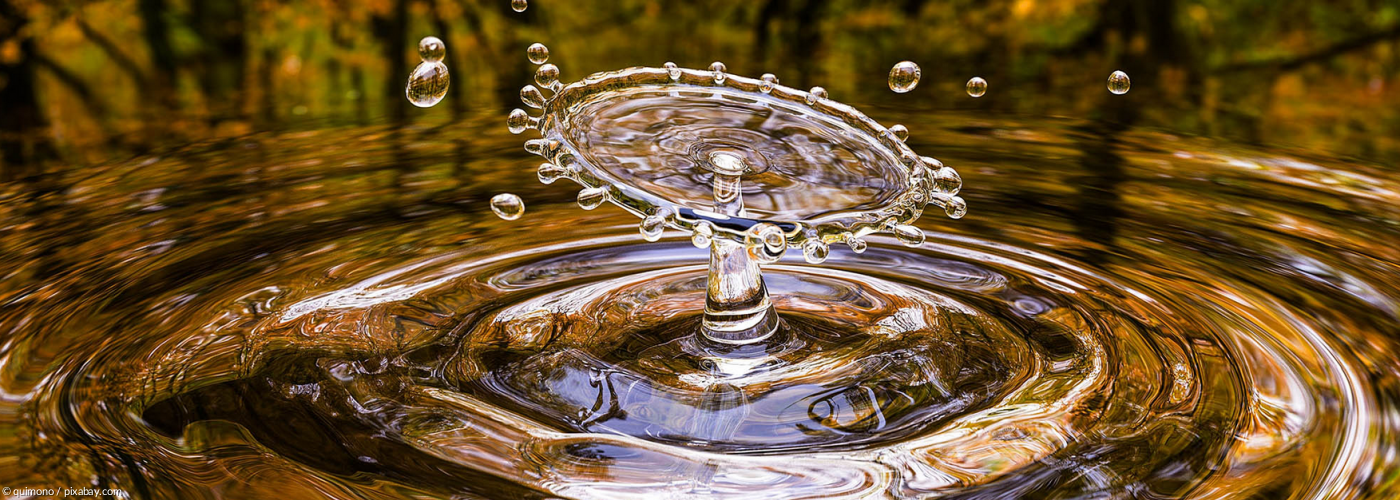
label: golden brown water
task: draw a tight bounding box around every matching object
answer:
[2,109,1400,499]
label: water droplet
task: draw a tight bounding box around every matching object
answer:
[511,0,527,12]
[507,108,532,134]
[536,64,560,90]
[640,215,666,241]
[527,43,549,65]
[966,76,987,97]
[933,166,961,195]
[888,61,921,93]
[692,222,714,248]
[405,61,450,108]
[892,224,925,246]
[663,62,681,81]
[746,223,787,263]
[1108,70,1130,94]
[802,239,829,264]
[760,73,778,93]
[490,193,524,220]
[922,156,944,170]
[577,186,608,210]
[537,162,566,184]
[709,61,727,84]
[846,235,867,253]
[803,87,827,105]
[889,124,908,142]
[418,37,445,63]
[520,85,546,108]
[945,196,968,219]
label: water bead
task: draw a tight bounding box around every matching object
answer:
[806,86,827,105]
[892,224,925,246]
[507,108,531,134]
[490,193,524,220]
[746,223,787,263]
[511,0,527,12]
[966,76,987,97]
[692,221,715,248]
[405,61,450,108]
[527,43,549,65]
[846,235,867,253]
[945,195,968,219]
[664,62,681,81]
[418,37,445,63]
[577,186,608,210]
[802,239,829,264]
[760,73,779,93]
[535,64,561,90]
[709,61,727,84]
[537,162,566,184]
[889,124,909,142]
[933,167,962,195]
[1108,70,1130,95]
[520,85,546,108]
[639,215,666,241]
[888,61,921,93]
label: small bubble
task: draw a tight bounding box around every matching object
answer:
[520,85,546,108]
[640,215,666,241]
[527,43,549,64]
[889,124,908,142]
[709,61,727,84]
[664,62,681,80]
[490,193,524,220]
[418,37,445,63]
[535,64,560,90]
[1108,70,1130,94]
[760,73,778,93]
[802,239,829,264]
[537,162,566,184]
[889,61,921,93]
[511,0,527,12]
[846,235,867,253]
[966,76,987,97]
[406,61,449,108]
[507,108,531,134]
[945,196,968,219]
[692,222,715,248]
[577,186,608,210]
[892,224,925,246]
[806,86,827,105]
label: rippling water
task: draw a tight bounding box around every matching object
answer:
[2,110,1399,499]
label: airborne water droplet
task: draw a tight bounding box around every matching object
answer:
[966,76,987,97]
[520,85,546,108]
[406,61,449,108]
[640,215,666,241]
[663,62,681,81]
[490,193,524,220]
[1108,70,1131,94]
[802,239,829,264]
[507,108,532,134]
[892,224,925,247]
[577,186,608,210]
[889,124,909,142]
[527,43,549,65]
[806,86,827,105]
[418,37,445,63]
[511,0,527,12]
[536,64,560,90]
[692,221,715,248]
[760,73,778,93]
[709,61,727,84]
[889,61,921,93]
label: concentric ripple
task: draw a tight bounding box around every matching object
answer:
[1,117,1399,499]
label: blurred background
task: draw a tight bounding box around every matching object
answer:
[1,0,1399,180]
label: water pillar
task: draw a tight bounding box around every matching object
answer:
[702,153,780,344]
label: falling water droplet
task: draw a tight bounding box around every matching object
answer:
[577,186,608,210]
[536,64,560,90]
[802,239,829,264]
[537,162,566,184]
[889,124,909,142]
[945,196,968,219]
[640,215,666,241]
[892,224,925,246]
[806,86,828,105]
[692,222,715,248]
[527,43,549,65]
[520,85,546,108]
[709,61,727,84]
[663,62,681,81]
[490,193,524,220]
[846,235,867,253]
[760,73,778,93]
[507,109,531,134]
[966,76,987,97]
[406,61,450,108]
[1108,70,1130,94]
[888,61,921,93]
[511,0,527,13]
[418,37,445,63]
[746,223,787,263]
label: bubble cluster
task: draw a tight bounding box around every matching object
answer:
[1108,70,1131,95]
[888,61,921,93]
[490,193,525,220]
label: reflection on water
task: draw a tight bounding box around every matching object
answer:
[2,110,1400,499]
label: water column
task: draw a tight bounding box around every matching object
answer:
[702,151,781,344]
